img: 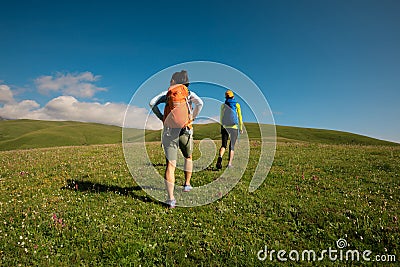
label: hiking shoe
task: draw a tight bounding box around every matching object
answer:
[183,184,193,192]
[216,157,223,170]
[166,199,176,208]
[227,164,234,169]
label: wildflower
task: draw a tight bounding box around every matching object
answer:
[52,213,66,228]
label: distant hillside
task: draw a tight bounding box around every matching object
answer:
[145,123,398,146]
[0,120,122,151]
[0,120,397,151]
[275,124,398,146]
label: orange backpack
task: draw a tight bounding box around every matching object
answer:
[163,84,193,129]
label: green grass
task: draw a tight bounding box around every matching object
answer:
[0,141,399,266]
[1,120,397,151]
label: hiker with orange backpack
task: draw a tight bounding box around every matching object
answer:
[149,70,203,208]
[216,90,243,169]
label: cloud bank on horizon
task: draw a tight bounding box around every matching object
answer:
[0,72,162,130]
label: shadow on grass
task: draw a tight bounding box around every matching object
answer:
[153,162,219,172]
[62,179,163,204]
[152,163,166,167]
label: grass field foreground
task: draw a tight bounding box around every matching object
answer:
[0,142,399,266]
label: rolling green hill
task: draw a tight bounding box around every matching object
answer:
[0,120,122,151]
[0,119,397,151]
[145,122,398,146]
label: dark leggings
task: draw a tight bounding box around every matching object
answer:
[221,126,239,151]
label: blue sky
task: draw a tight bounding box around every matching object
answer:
[0,0,399,142]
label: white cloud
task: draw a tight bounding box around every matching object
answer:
[0,74,162,129]
[35,71,107,98]
[0,100,40,119]
[194,116,219,124]
[0,84,15,104]
[0,94,162,130]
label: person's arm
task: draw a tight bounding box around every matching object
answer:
[188,91,203,119]
[236,103,243,132]
[149,91,167,121]
[220,104,224,125]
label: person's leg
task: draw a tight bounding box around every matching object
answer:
[165,159,176,200]
[227,128,238,167]
[179,131,193,189]
[228,150,235,167]
[219,147,226,158]
[184,155,192,186]
[217,146,225,169]
[163,129,179,203]
[219,126,229,157]
[217,127,229,169]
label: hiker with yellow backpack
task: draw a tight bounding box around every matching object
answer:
[149,70,203,208]
[216,90,243,169]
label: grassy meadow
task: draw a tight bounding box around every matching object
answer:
[0,135,399,265]
[0,120,399,265]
